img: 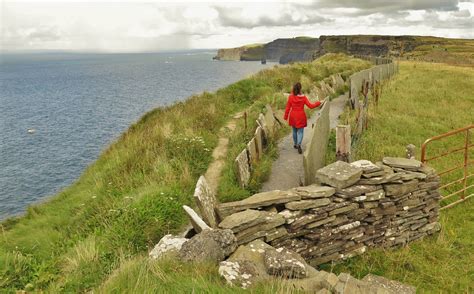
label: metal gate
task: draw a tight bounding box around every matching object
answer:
[421,125,474,210]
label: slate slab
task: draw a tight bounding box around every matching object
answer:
[316,161,363,189]
[235,149,251,188]
[183,205,211,233]
[382,157,422,170]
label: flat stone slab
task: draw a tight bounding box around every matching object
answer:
[362,274,416,294]
[254,126,264,156]
[183,205,211,233]
[219,209,270,233]
[382,157,422,170]
[292,185,336,199]
[351,160,382,173]
[193,176,219,228]
[285,198,331,210]
[218,190,300,217]
[247,137,258,164]
[316,161,363,189]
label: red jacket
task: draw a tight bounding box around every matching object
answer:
[284,94,321,128]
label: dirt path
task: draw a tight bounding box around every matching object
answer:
[204,112,243,194]
[260,93,348,192]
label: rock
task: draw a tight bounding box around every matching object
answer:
[285,198,331,210]
[365,189,385,201]
[218,190,300,217]
[265,226,288,242]
[219,260,261,289]
[235,149,251,188]
[178,229,237,263]
[235,213,286,244]
[351,160,382,173]
[293,185,336,199]
[182,205,211,233]
[279,209,305,224]
[384,180,419,196]
[306,215,336,229]
[362,274,416,294]
[382,157,422,170]
[337,185,381,197]
[149,234,187,259]
[264,247,308,278]
[193,176,219,228]
[219,209,270,233]
[316,161,363,189]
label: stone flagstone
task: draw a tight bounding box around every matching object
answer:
[382,157,422,170]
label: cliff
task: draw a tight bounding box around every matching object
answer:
[215,35,474,65]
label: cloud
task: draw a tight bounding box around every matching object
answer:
[216,6,332,28]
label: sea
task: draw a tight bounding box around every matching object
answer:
[0,50,272,220]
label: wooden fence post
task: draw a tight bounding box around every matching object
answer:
[336,125,351,162]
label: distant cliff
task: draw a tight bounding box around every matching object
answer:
[214,35,474,64]
[213,37,319,64]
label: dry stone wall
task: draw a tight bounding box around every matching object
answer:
[234,105,280,188]
[217,157,441,266]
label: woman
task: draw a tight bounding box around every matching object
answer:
[284,82,325,154]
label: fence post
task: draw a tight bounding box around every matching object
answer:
[336,125,351,162]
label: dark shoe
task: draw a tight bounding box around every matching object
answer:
[297,145,302,154]
[293,144,298,149]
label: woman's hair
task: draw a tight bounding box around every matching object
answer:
[293,82,302,95]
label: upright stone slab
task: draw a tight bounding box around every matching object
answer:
[314,87,326,100]
[183,205,211,233]
[315,161,363,189]
[254,126,264,154]
[303,100,330,185]
[247,137,259,163]
[194,175,219,228]
[264,105,276,137]
[235,149,251,188]
[257,113,269,138]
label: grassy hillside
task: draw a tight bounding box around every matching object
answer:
[322,61,474,292]
[0,54,371,292]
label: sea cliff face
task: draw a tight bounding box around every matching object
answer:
[214,35,472,64]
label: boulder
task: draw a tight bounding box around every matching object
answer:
[316,161,363,189]
[178,229,237,263]
[264,247,308,278]
[362,274,416,294]
[149,234,187,259]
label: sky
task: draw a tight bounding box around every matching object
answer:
[1,0,473,52]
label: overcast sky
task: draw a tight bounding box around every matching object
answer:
[1,0,473,52]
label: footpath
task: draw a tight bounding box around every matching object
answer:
[260,93,348,191]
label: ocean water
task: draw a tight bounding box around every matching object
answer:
[0,51,272,220]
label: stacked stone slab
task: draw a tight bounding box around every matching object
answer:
[234,105,281,188]
[218,157,441,266]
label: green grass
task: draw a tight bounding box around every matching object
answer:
[0,54,370,292]
[321,61,474,292]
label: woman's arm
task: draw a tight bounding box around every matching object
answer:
[284,96,292,120]
[304,96,322,109]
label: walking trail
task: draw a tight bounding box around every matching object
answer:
[204,111,244,194]
[260,93,348,192]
